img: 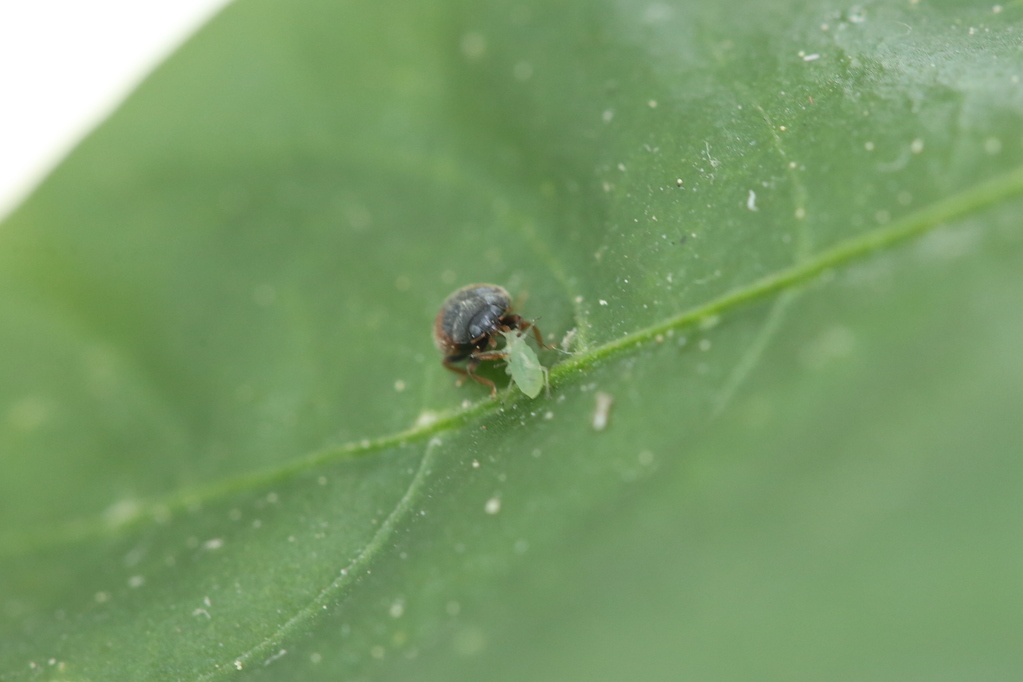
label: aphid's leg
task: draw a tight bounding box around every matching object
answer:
[465,357,499,398]
[442,357,470,387]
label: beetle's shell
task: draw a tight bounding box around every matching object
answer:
[433,284,512,357]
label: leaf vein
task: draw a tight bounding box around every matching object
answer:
[199,438,440,680]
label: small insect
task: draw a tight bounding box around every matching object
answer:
[501,329,549,398]
[433,283,548,397]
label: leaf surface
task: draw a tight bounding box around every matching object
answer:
[2,0,1023,680]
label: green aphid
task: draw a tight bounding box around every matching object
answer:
[501,330,549,398]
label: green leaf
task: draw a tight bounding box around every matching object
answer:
[3,0,1023,680]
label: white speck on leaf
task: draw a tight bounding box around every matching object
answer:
[460,32,486,59]
[513,61,533,81]
[699,315,720,330]
[704,141,720,168]
[264,649,287,666]
[592,392,614,431]
[801,325,856,369]
[253,284,276,306]
[415,411,439,428]
[560,327,577,351]
[103,499,141,527]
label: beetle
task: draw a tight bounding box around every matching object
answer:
[433,283,547,397]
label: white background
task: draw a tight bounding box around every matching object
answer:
[0,0,232,219]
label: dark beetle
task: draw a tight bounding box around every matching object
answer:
[433,283,546,397]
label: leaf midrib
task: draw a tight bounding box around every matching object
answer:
[4,163,1023,556]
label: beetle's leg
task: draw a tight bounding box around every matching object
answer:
[465,357,499,398]
[443,357,470,386]
[500,314,523,332]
